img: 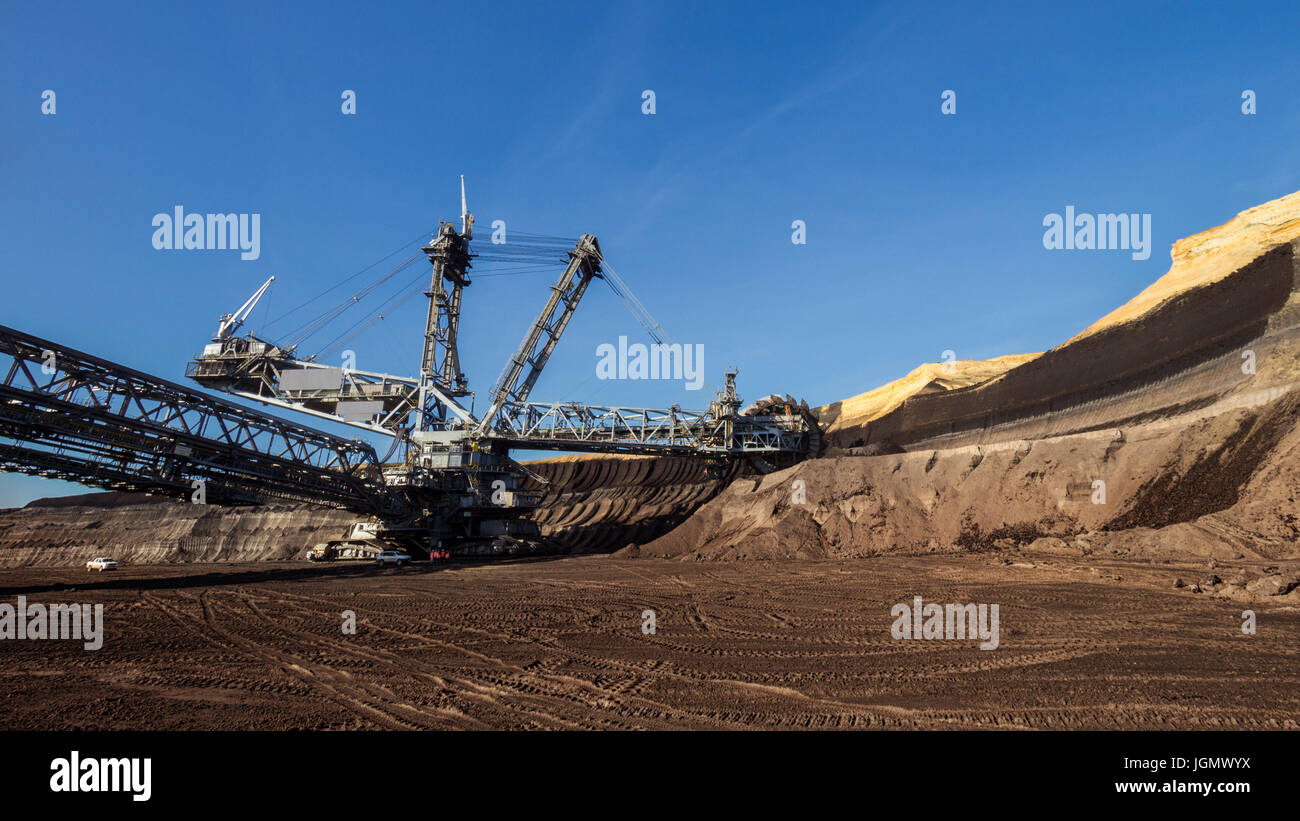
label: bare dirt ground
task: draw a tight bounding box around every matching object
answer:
[0,553,1295,730]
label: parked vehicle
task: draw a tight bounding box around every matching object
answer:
[374,550,410,567]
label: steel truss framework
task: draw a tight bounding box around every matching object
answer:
[0,325,397,512]
[492,400,813,455]
[184,233,816,462]
[479,234,604,432]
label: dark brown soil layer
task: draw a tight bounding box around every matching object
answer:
[0,554,1294,730]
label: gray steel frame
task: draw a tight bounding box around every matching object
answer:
[490,399,813,455]
[0,325,398,512]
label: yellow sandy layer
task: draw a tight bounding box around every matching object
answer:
[820,188,1300,433]
[1071,189,1300,342]
[815,353,1039,432]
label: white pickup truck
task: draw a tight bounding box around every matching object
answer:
[86,557,119,571]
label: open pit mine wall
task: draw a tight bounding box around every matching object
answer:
[830,240,1300,452]
[634,240,1300,562]
[0,493,357,568]
[523,455,745,553]
[0,456,745,567]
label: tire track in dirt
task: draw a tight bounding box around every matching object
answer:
[14,555,1292,730]
[253,584,916,729]
[224,587,598,729]
[236,585,718,729]
[148,591,430,730]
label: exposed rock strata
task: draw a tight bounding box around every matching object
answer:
[0,455,741,566]
[636,191,1300,573]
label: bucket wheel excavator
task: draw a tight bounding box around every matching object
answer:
[173,179,820,557]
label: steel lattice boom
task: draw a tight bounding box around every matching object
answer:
[0,325,397,513]
[491,399,814,456]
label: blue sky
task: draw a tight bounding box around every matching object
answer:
[3,0,1299,506]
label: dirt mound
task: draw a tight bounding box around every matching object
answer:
[636,191,1300,568]
[629,387,1300,569]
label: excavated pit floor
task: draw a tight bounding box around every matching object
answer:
[0,553,1295,730]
